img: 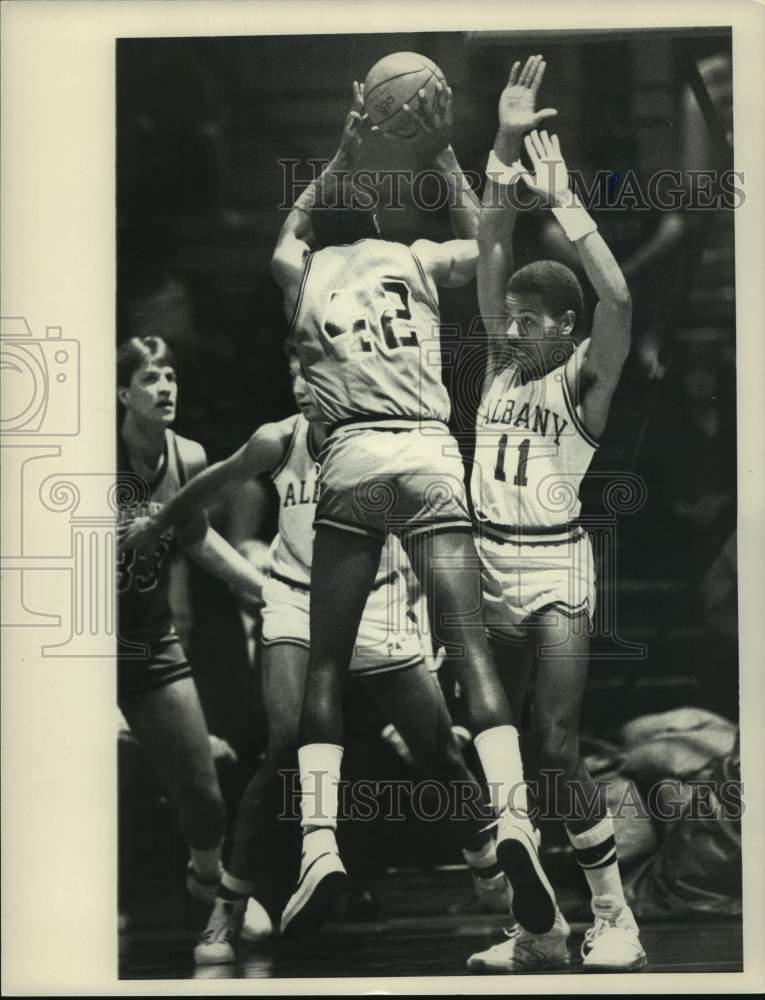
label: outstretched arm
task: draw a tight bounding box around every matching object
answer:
[180,524,269,606]
[478,56,557,375]
[119,421,290,553]
[412,237,478,288]
[522,129,631,439]
[271,81,368,317]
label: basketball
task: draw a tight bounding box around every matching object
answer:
[364,52,447,138]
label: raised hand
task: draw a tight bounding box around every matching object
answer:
[498,54,557,135]
[520,129,571,206]
[337,80,368,163]
[372,79,453,158]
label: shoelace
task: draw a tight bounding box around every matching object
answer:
[583,916,611,947]
[200,924,234,945]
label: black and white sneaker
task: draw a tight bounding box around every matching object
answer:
[496,811,556,934]
[194,898,245,965]
[280,829,347,939]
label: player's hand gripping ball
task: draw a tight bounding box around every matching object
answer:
[364,52,448,140]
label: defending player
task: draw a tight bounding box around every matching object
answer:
[117,335,265,905]
[465,58,646,971]
[124,348,507,962]
[271,81,557,940]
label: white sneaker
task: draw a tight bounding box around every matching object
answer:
[186,861,222,905]
[466,908,571,972]
[496,812,556,934]
[581,896,647,971]
[194,898,245,965]
[280,829,347,939]
[241,896,274,944]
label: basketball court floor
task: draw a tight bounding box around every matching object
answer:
[119,868,743,981]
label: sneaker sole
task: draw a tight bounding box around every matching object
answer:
[496,828,556,935]
[466,954,570,973]
[280,856,347,939]
[193,944,237,966]
[582,952,647,972]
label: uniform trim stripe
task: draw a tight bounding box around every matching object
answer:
[574,835,617,869]
[328,415,449,435]
[478,523,586,547]
[409,249,440,314]
[351,655,424,677]
[535,598,592,622]
[578,848,618,870]
[560,369,600,449]
[287,251,315,335]
[270,416,301,481]
[119,665,192,702]
[314,515,387,540]
[401,520,474,542]
[260,636,311,650]
[268,569,311,592]
[369,570,399,592]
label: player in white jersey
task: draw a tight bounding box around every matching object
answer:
[465,58,645,972]
[124,349,507,963]
[272,81,557,941]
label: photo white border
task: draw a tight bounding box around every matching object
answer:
[2,0,764,994]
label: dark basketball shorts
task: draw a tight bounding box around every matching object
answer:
[117,626,192,707]
[315,421,472,542]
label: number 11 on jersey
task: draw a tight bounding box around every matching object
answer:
[494,434,529,488]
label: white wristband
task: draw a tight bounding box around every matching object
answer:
[551,193,598,241]
[485,150,527,188]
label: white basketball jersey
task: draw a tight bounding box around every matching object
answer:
[471,358,598,535]
[269,412,407,588]
[269,414,321,586]
[289,239,450,426]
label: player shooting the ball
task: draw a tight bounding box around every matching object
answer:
[465,55,646,972]
[271,73,559,942]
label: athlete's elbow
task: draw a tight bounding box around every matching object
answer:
[609,281,632,312]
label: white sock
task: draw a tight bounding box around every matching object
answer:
[220,870,253,897]
[566,815,627,907]
[474,724,528,816]
[298,743,343,830]
[462,837,497,870]
[189,844,222,880]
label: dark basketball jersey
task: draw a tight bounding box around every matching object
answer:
[116,430,191,639]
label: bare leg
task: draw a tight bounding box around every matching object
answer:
[530,608,603,833]
[405,530,516,734]
[225,642,307,915]
[122,677,225,851]
[300,526,384,746]
[363,662,494,849]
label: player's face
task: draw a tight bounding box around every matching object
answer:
[120,361,177,426]
[289,357,323,422]
[505,293,574,374]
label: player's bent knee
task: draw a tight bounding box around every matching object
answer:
[537,727,580,776]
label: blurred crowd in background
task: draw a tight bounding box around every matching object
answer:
[117,29,739,924]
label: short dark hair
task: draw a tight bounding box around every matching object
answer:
[506,261,584,332]
[117,336,176,388]
[310,204,378,248]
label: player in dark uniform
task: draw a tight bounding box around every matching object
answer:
[117,335,265,903]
